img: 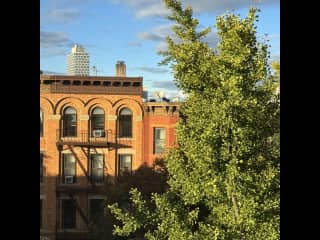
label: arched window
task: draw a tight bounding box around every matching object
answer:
[91,107,105,137]
[63,107,77,137]
[118,108,132,138]
[40,109,43,137]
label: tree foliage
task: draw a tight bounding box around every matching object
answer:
[109,0,280,239]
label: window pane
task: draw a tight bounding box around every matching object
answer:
[63,107,77,137]
[92,107,104,115]
[119,115,132,137]
[120,108,132,115]
[154,128,165,154]
[92,107,104,131]
[92,115,104,130]
[91,154,103,182]
[89,199,104,223]
[92,156,103,168]
[119,155,132,174]
[65,107,76,114]
[62,199,76,229]
[63,154,76,178]
[159,129,165,139]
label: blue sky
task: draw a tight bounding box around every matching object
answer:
[40,0,279,99]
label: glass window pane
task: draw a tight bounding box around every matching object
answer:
[65,107,76,114]
[64,154,76,176]
[154,128,165,154]
[119,155,132,174]
[92,115,104,130]
[120,108,132,115]
[159,129,165,139]
[92,107,104,115]
[62,199,76,229]
[63,107,77,137]
[90,199,104,223]
[91,154,103,182]
[119,115,132,137]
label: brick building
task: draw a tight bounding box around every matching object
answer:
[40,63,180,240]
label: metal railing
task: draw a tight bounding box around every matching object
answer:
[57,129,111,146]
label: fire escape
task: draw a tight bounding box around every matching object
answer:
[55,129,132,240]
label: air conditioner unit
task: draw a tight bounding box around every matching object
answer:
[92,130,104,137]
[65,176,74,184]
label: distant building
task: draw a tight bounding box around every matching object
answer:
[67,44,90,76]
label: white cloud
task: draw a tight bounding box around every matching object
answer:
[40,31,74,57]
[112,0,168,18]
[40,31,72,48]
[45,8,80,24]
[112,0,279,18]
[152,80,177,90]
[138,32,164,42]
[138,67,169,74]
[128,41,142,47]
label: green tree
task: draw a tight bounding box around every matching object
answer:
[109,1,280,239]
[271,61,280,95]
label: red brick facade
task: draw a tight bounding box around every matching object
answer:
[40,74,180,240]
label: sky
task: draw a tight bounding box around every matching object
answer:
[40,0,279,99]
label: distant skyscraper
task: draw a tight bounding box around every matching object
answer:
[67,44,90,76]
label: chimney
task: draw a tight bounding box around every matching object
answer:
[116,61,126,77]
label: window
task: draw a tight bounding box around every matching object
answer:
[91,107,105,137]
[40,109,43,137]
[118,108,132,138]
[40,152,44,183]
[62,154,76,183]
[89,199,104,223]
[118,154,132,175]
[61,199,76,229]
[40,200,43,229]
[63,107,77,137]
[154,128,166,154]
[91,154,104,182]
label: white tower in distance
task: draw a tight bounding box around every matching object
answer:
[67,44,90,76]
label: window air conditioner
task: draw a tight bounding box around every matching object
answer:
[65,176,74,184]
[92,130,103,137]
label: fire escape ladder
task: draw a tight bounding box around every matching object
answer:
[67,145,96,189]
[67,193,90,228]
